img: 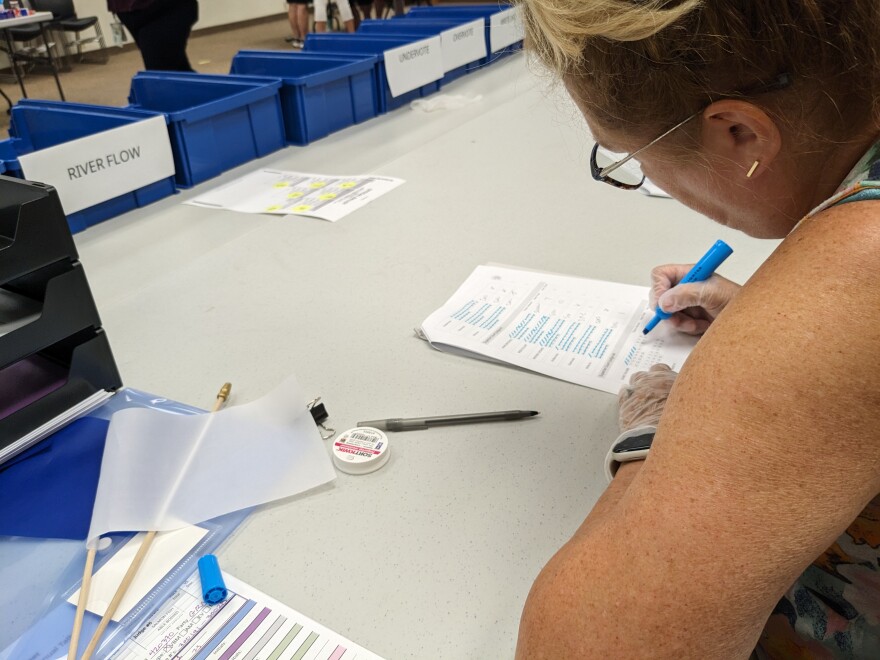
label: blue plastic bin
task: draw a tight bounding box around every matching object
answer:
[230,51,379,146]
[127,71,286,187]
[357,19,484,83]
[0,139,20,177]
[403,5,523,68]
[5,100,177,234]
[303,34,442,112]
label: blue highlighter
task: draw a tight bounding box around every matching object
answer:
[643,239,734,335]
[198,554,228,604]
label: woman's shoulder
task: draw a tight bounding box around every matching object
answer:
[686,195,880,446]
[781,197,880,277]
[717,198,880,431]
[739,198,879,342]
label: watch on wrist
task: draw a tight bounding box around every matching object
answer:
[604,426,656,482]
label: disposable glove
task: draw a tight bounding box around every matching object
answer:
[650,264,741,335]
[605,364,678,481]
[618,363,677,433]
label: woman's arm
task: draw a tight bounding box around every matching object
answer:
[516,202,880,659]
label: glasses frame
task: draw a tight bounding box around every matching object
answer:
[590,73,793,191]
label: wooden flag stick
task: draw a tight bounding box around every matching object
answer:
[214,382,232,411]
[80,530,157,660]
[67,546,97,660]
[75,383,232,659]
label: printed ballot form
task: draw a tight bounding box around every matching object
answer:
[188,169,404,222]
[419,264,697,394]
[112,572,384,660]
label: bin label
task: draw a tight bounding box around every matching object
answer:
[490,7,524,53]
[383,36,444,98]
[440,19,487,72]
[18,115,175,215]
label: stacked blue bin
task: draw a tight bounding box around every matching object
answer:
[0,138,20,177]
[230,51,380,146]
[127,71,286,187]
[303,34,443,113]
[404,4,523,69]
[3,100,177,233]
[357,19,485,84]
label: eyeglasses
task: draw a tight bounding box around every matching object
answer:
[590,73,793,191]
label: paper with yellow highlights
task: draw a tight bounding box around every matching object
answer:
[187,169,405,222]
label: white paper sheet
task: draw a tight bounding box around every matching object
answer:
[67,526,208,621]
[87,376,337,544]
[186,169,405,222]
[419,264,697,394]
[0,390,115,466]
[111,571,385,660]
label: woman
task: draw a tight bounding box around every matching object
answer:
[107,0,198,72]
[514,1,880,657]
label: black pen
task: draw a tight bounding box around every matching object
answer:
[357,410,539,432]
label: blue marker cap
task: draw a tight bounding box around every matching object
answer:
[643,239,733,335]
[198,554,228,604]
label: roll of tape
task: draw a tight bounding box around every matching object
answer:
[332,427,390,475]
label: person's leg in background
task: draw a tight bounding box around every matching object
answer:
[336,0,356,32]
[295,2,309,38]
[285,0,308,47]
[353,0,372,29]
[286,0,300,42]
[313,0,328,32]
[117,0,199,71]
[315,0,356,32]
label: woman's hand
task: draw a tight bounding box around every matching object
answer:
[618,363,677,433]
[650,264,741,335]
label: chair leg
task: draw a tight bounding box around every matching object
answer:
[56,29,71,63]
[50,28,73,71]
[66,24,108,65]
[93,22,109,63]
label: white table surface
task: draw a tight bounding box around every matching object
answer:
[0,11,53,29]
[63,54,779,659]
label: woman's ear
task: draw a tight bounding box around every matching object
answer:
[699,100,782,179]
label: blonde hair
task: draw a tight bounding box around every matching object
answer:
[518,0,880,135]
[522,0,699,73]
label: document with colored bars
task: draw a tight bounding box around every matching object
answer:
[111,572,384,660]
[418,264,698,394]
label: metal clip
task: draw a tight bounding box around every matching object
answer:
[307,397,335,440]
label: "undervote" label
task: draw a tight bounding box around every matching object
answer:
[383,36,444,98]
